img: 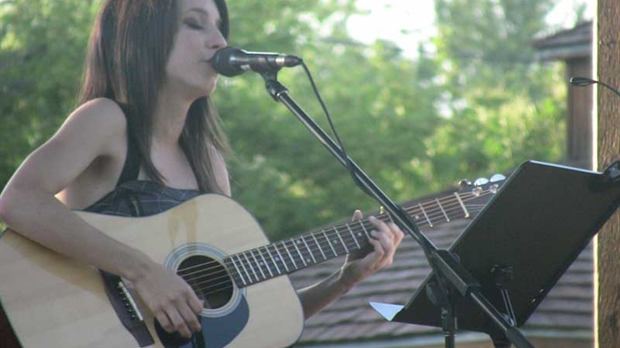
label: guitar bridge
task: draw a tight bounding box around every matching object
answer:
[116,280,144,322]
[100,270,154,347]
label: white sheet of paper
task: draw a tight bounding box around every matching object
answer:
[369,302,404,321]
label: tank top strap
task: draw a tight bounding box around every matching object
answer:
[115,103,141,187]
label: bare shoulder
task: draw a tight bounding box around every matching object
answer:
[57,98,127,154]
[75,97,125,116]
[3,98,130,199]
[65,98,126,134]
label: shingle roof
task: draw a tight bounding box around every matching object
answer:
[533,21,592,60]
[289,198,594,346]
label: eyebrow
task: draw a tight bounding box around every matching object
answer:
[185,7,221,23]
[187,8,209,15]
[186,8,219,19]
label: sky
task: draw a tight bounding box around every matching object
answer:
[347,0,595,57]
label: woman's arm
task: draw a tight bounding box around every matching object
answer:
[296,211,404,318]
[0,99,202,338]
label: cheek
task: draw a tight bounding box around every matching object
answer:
[165,53,199,85]
[164,42,181,76]
[165,35,193,75]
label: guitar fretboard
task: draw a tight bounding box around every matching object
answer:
[224,186,498,288]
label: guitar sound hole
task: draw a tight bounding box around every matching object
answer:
[178,255,233,309]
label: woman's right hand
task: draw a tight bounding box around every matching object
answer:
[130,260,204,338]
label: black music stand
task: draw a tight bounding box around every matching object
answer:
[372,160,620,347]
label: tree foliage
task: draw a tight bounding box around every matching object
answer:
[425,0,567,186]
[1,0,572,238]
[1,0,100,187]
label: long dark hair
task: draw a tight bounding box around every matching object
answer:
[78,0,230,193]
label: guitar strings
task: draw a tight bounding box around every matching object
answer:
[176,192,494,296]
[181,201,490,294]
[176,189,492,281]
[179,205,437,282]
[176,190,494,281]
[186,205,488,296]
[173,192,484,286]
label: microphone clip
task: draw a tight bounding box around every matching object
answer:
[602,160,620,184]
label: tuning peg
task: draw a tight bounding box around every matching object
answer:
[490,174,506,182]
[458,179,472,189]
[472,186,483,196]
[474,178,489,186]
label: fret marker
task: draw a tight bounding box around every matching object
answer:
[292,240,307,266]
[312,234,327,260]
[236,254,252,284]
[346,224,361,249]
[243,253,260,282]
[274,246,289,273]
[436,198,450,222]
[335,227,349,254]
[454,192,470,218]
[301,236,317,263]
[282,242,299,269]
[230,257,247,286]
[323,231,337,256]
[250,251,266,280]
[258,248,273,277]
[419,203,432,227]
[358,221,371,239]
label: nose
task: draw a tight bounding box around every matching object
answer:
[207,27,227,50]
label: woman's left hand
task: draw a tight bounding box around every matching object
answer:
[339,210,405,290]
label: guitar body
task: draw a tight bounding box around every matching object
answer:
[0,194,304,348]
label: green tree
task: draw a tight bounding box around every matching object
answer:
[426,0,567,185]
[0,0,573,240]
[219,2,446,239]
[1,0,101,187]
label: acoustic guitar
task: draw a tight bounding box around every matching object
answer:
[0,177,502,348]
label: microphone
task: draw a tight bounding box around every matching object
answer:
[212,47,303,77]
[570,77,620,97]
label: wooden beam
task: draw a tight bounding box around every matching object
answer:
[595,1,620,347]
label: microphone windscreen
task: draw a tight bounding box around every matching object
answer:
[212,47,245,77]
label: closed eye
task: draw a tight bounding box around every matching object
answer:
[186,22,204,30]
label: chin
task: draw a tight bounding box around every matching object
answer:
[199,75,219,94]
[185,79,217,99]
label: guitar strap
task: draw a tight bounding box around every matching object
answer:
[99,270,155,347]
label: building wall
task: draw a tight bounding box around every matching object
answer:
[566,57,593,169]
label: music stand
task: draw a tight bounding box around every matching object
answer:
[373,160,620,346]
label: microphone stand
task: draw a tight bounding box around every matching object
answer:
[258,69,535,348]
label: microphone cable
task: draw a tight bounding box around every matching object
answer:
[298,61,375,198]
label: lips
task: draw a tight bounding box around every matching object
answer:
[201,59,215,70]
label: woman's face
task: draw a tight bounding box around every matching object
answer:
[165,0,227,99]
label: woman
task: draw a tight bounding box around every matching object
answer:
[0,0,404,341]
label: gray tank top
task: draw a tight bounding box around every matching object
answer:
[84,106,204,217]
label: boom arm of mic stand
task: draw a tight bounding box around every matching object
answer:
[260,72,535,348]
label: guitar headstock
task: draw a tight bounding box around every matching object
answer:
[457,174,506,216]
[459,174,506,194]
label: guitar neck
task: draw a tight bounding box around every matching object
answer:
[224,187,497,288]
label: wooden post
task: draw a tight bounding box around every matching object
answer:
[595,1,620,347]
